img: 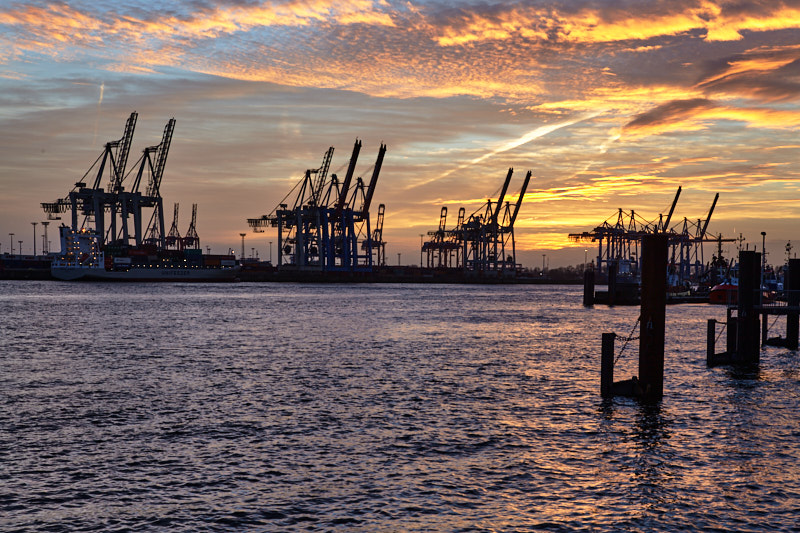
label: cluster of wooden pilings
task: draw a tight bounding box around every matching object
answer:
[707,256,800,365]
[600,241,800,403]
[583,264,640,306]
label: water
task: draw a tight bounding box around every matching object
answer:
[1,281,798,531]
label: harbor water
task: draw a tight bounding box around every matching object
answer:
[1,281,798,531]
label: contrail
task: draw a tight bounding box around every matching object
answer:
[407,111,604,190]
[93,81,105,144]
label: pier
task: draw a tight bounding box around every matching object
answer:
[707,256,800,365]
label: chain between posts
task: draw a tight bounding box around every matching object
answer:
[614,315,641,365]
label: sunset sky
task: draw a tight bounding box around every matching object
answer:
[1,0,799,267]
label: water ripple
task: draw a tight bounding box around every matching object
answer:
[1,281,798,531]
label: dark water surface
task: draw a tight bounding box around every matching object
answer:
[1,281,798,531]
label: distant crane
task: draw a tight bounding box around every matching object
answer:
[422,168,532,276]
[166,203,181,249]
[247,140,387,272]
[568,188,733,284]
[182,204,200,250]
[41,113,178,253]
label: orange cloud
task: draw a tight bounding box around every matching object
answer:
[621,98,800,139]
[428,2,800,46]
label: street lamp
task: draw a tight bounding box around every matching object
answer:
[420,234,424,268]
[41,221,50,254]
[32,222,37,256]
[269,241,273,263]
[9,233,14,255]
[397,252,401,266]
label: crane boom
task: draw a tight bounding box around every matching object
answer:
[148,118,175,197]
[312,147,334,206]
[507,170,532,229]
[699,193,719,238]
[113,112,137,191]
[662,186,681,231]
[492,168,513,225]
[361,143,386,218]
[335,139,361,214]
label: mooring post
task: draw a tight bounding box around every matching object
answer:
[787,258,800,350]
[583,268,595,307]
[707,319,716,366]
[608,261,618,306]
[601,332,615,398]
[638,233,668,402]
[736,250,761,364]
[726,306,737,355]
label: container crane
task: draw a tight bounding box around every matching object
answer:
[166,203,181,249]
[247,140,386,272]
[182,204,200,250]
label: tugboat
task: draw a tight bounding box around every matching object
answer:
[709,280,737,305]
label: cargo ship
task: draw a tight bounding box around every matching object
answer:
[50,227,238,281]
[40,113,239,282]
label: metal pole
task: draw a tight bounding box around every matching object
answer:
[420,234,423,267]
[32,222,37,256]
[9,233,14,255]
[240,233,246,260]
[269,241,273,263]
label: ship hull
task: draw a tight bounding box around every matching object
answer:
[52,265,239,282]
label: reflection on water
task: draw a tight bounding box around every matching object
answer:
[0,281,798,531]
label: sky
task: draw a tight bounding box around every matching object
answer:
[1,0,799,267]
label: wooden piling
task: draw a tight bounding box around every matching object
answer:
[736,250,761,364]
[787,259,800,350]
[601,332,615,398]
[726,307,737,355]
[707,319,716,366]
[583,268,595,307]
[638,233,668,402]
[608,261,618,306]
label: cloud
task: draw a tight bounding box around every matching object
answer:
[2,1,799,103]
[621,97,800,138]
[424,1,800,46]
[695,44,800,101]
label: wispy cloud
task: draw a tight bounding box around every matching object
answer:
[408,112,602,190]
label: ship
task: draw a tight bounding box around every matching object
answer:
[51,227,238,281]
[42,112,239,282]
